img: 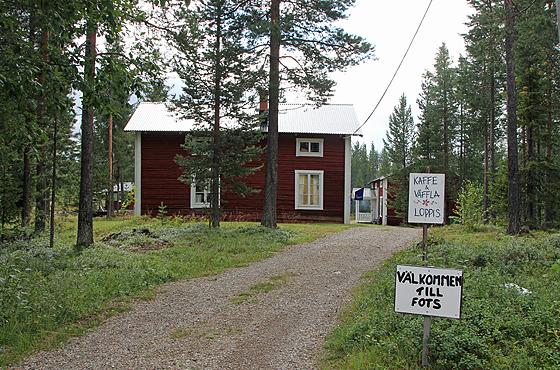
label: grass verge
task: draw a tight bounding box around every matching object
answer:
[0,217,350,366]
[323,225,560,369]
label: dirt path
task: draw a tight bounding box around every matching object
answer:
[19,226,420,370]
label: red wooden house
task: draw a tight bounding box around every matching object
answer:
[124,102,361,223]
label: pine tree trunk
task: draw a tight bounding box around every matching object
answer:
[34,161,47,233]
[77,23,97,247]
[483,113,490,224]
[505,0,520,235]
[0,166,5,230]
[442,82,449,224]
[459,102,465,182]
[556,0,560,43]
[22,146,32,226]
[489,72,496,176]
[262,0,280,228]
[536,124,542,226]
[544,86,554,226]
[49,118,57,248]
[34,27,49,234]
[107,113,113,218]
[210,7,223,228]
[23,13,35,227]
[526,122,536,226]
[489,67,497,220]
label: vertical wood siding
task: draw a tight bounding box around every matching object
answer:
[141,133,189,215]
[141,132,345,222]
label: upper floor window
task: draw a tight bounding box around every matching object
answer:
[296,138,323,157]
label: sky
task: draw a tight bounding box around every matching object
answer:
[141,0,473,148]
[331,0,474,150]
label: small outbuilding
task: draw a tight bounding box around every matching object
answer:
[353,187,374,223]
[368,175,404,226]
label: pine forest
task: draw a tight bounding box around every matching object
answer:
[353,0,560,232]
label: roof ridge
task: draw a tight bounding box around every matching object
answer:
[279,103,353,106]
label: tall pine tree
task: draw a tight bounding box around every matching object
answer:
[173,0,263,228]
[383,94,415,217]
[247,0,374,227]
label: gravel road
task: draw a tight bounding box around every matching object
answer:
[18,226,420,370]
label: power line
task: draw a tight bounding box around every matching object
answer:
[511,0,538,15]
[353,0,434,136]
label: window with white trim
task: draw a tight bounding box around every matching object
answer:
[190,175,220,209]
[190,181,210,208]
[296,138,323,157]
[295,170,324,210]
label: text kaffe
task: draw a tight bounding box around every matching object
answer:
[413,175,439,185]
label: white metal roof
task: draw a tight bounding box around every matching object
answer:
[124,103,197,132]
[276,104,362,135]
[124,102,362,136]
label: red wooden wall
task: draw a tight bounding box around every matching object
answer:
[140,132,345,222]
[141,133,189,214]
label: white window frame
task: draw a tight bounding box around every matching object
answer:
[296,138,324,157]
[190,177,220,209]
[190,181,210,209]
[294,170,324,210]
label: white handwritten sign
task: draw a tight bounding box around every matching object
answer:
[395,265,463,319]
[408,173,445,224]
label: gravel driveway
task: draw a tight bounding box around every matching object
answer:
[18,225,420,370]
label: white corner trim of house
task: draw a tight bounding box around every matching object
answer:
[134,132,141,216]
[344,136,351,224]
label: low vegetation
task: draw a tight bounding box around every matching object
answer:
[324,225,560,369]
[0,216,350,366]
[231,272,297,304]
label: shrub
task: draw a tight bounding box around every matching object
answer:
[455,181,484,228]
[324,229,560,369]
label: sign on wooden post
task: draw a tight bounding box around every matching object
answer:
[408,173,445,224]
[405,172,447,366]
[395,265,463,319]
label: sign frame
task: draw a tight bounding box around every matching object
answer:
[408,173,445,225]
[394,264,464,320]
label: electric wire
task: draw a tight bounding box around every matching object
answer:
[352,0,434,135]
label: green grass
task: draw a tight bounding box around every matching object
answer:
[230,272,297,304]
[169,323,242,341]
[0,216,350,366]
[323,226,560,369]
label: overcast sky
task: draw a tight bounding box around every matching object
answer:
[331,0,474,150]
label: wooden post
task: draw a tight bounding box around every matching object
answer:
[422,224,428,262]
[422,315,431,367]
[421,223,430,367]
